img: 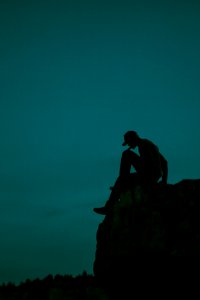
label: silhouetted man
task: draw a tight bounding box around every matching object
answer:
[93,130,168,215]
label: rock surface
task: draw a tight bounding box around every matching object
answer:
[93,179,200,295]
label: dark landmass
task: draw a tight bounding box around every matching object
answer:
[0,272,107,300]
[94,179,200,298]
[2,179,200,299]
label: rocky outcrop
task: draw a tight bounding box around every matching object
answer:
[93,179,200,296]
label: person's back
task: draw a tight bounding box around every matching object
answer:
[137,138,163,183]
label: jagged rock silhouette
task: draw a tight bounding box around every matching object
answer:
[93,179,200,297]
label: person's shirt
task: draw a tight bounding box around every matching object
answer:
[138,138,163,181]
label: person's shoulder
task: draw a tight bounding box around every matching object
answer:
[141,138,155,146]
[141,138,159,151]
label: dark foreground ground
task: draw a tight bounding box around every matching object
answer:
[0,272,110,300]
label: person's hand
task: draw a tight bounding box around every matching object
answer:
[122,147,131,154]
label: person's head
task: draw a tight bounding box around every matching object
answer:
[122,131,139,149]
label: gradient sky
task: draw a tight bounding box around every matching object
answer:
[1,0,200,284]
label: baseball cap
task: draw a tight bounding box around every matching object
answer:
[122,131,138,146]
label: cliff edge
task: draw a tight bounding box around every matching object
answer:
[93,179,200,295]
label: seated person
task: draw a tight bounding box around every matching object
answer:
[94,130,168,215]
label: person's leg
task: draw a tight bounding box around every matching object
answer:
[105,176,123,207]
[119,149,141,177]
[94,173,142,215]
[103,172,142,209]
[93,176,122,214]
[93,150,142,215]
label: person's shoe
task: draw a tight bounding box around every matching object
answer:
[93,206,110,215]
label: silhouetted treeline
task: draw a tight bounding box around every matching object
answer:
[0,272,99,300]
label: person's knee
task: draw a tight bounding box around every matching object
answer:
[122,149,140,162]
[121,149,132,160]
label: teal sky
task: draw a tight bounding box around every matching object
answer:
[1,0,200,283]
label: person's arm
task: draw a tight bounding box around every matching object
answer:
[159,154,168,184]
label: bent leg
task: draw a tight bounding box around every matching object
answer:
[104,176,122,208]
[93,150,142,215]
[105,173,141,208]
[93,173,141,215]
[119,149,141,177]
[105,150,142,208]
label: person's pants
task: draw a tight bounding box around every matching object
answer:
[119,149,141,176]
[105,150,159,208]
[105,173,141,208]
